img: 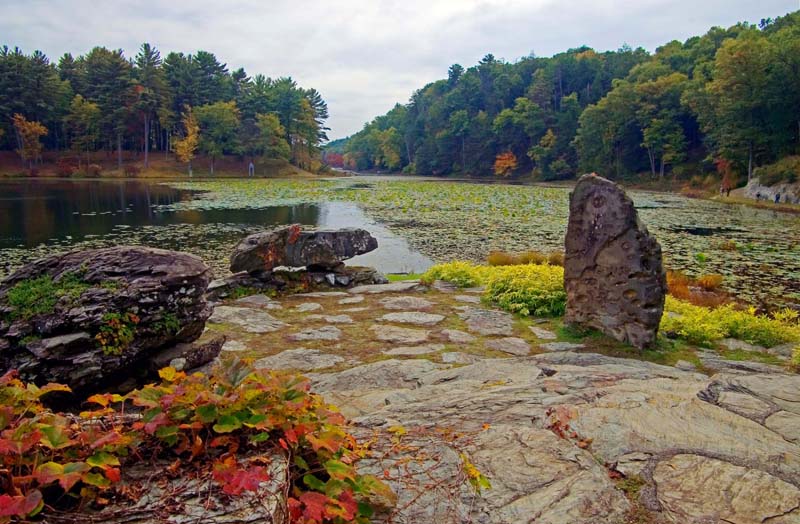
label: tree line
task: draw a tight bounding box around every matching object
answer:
[334,11,800,183]
[0,44,328,174]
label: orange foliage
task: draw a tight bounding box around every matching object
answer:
[494,151,517,177]
[667,270,731,307]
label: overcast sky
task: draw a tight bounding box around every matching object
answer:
[2,0,798,139]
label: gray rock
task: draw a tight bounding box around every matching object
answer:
[349,281,426,294]
[540,341,585,352]
[720,338,767,352]
[0,246,212,394]
[439,329,476,344]
[769,343,797,358]
[529,326,557,340]
[485,337,531,356]
[564,174,667,349]
[370,325,430,344]
[287,326,342,341]
[454,294,481,304]
[338,295,365,304]
[456,307,514,336]
[379,295,435,310]
[675,359,697,371]
[209,306,287,334]
[765,411,800,443]
[699,352,788,374]
[222,339,248,352]
[441,352,483,364]
[254,348,345,371]
[341,307,369,312]
[653,454,800,523]
[295,302,322,312]
[230,225,378,273]
[234,294,282,310]
[383,344,445,356]
[301,291,350,298]
[378,311,445,326]
[306,314,353,324]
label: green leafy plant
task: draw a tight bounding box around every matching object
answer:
[152,312,180,335]
[4,273,90,320]
[0,360,395,523]
[95,311,140,355]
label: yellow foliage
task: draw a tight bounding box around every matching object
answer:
[494,151,517,177]
[173,106,200,165]
[12,113,48,166]
[661,296,800,347]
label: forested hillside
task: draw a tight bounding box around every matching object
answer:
[336,12,800,184]
[0,44,328,174]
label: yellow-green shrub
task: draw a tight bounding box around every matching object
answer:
[790,347,800,372]
[422,261,566,316]
[661,296,800,347]
[484,264,566,316]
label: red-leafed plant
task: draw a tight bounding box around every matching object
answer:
[0,359,395,523]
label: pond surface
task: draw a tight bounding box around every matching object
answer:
[1,177,799,308]
[0,179,432,278]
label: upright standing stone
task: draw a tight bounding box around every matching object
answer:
[564,174,666,349]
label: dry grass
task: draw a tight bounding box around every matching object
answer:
[666,270,731,308]
[486,250,564,267]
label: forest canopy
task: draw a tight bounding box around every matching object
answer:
[0,44,329,173]
[333,11,800,183]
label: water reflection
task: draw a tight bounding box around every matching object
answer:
[0,180,432,276]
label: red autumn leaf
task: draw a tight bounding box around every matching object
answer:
[0,490,42,517]
[298,491,329,522]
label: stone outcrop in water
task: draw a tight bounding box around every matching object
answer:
[564,174,666,349]
[230,224,378,273]
[208,225,387,300]
[0,246,214,394]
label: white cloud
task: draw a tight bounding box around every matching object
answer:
[2,0,797,138]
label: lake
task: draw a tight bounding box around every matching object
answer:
[1,177,798,308]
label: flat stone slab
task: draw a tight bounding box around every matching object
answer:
[254,349,345,371]
[221,339,248,352]
[341,307,369,312]
[209,306,288,333]
[378,312,445,326]
[765,411,800,443]
[234,294,282,309]
[653,454,800,523]
[439,329,476,344]
[295,302,322,312]
[675,360,697,371]
[441,352,484,364]
[539,341,585,352]
[699,352,788,374]
[288,326,342,341]
[454,294,481,304]
[338,295,365,304]
[769,343,796,358]
[378,295,436,310]
[301,291,350,298]
[383,344,445,356]
[370,325,430,344]
[529,326,557,340]
[349,281,424,294]
[720,338,767,353]
[306,314,354,324]
[456,307,514,336]
[485,337,531,356]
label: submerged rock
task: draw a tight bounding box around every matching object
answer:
[564,174,667,349]
[0,246,212,394]
[230,224,378,273]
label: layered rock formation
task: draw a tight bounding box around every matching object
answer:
[209,225,387,300]
[0,246,214,393]
[230,225,378,273]
[564,174,666,349]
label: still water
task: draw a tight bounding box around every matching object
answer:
[0,179,433,278]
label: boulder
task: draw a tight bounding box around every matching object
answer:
[230,224,378,274]
[0,246,212,394]
[564,174,666,349]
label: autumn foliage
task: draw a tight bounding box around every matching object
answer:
[11,114,47,169]
[493,151,517,177]
[0,359,394,523]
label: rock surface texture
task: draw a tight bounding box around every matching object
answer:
[230,224,378,273]
[0,246,212,393]
[564,174,667,349]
